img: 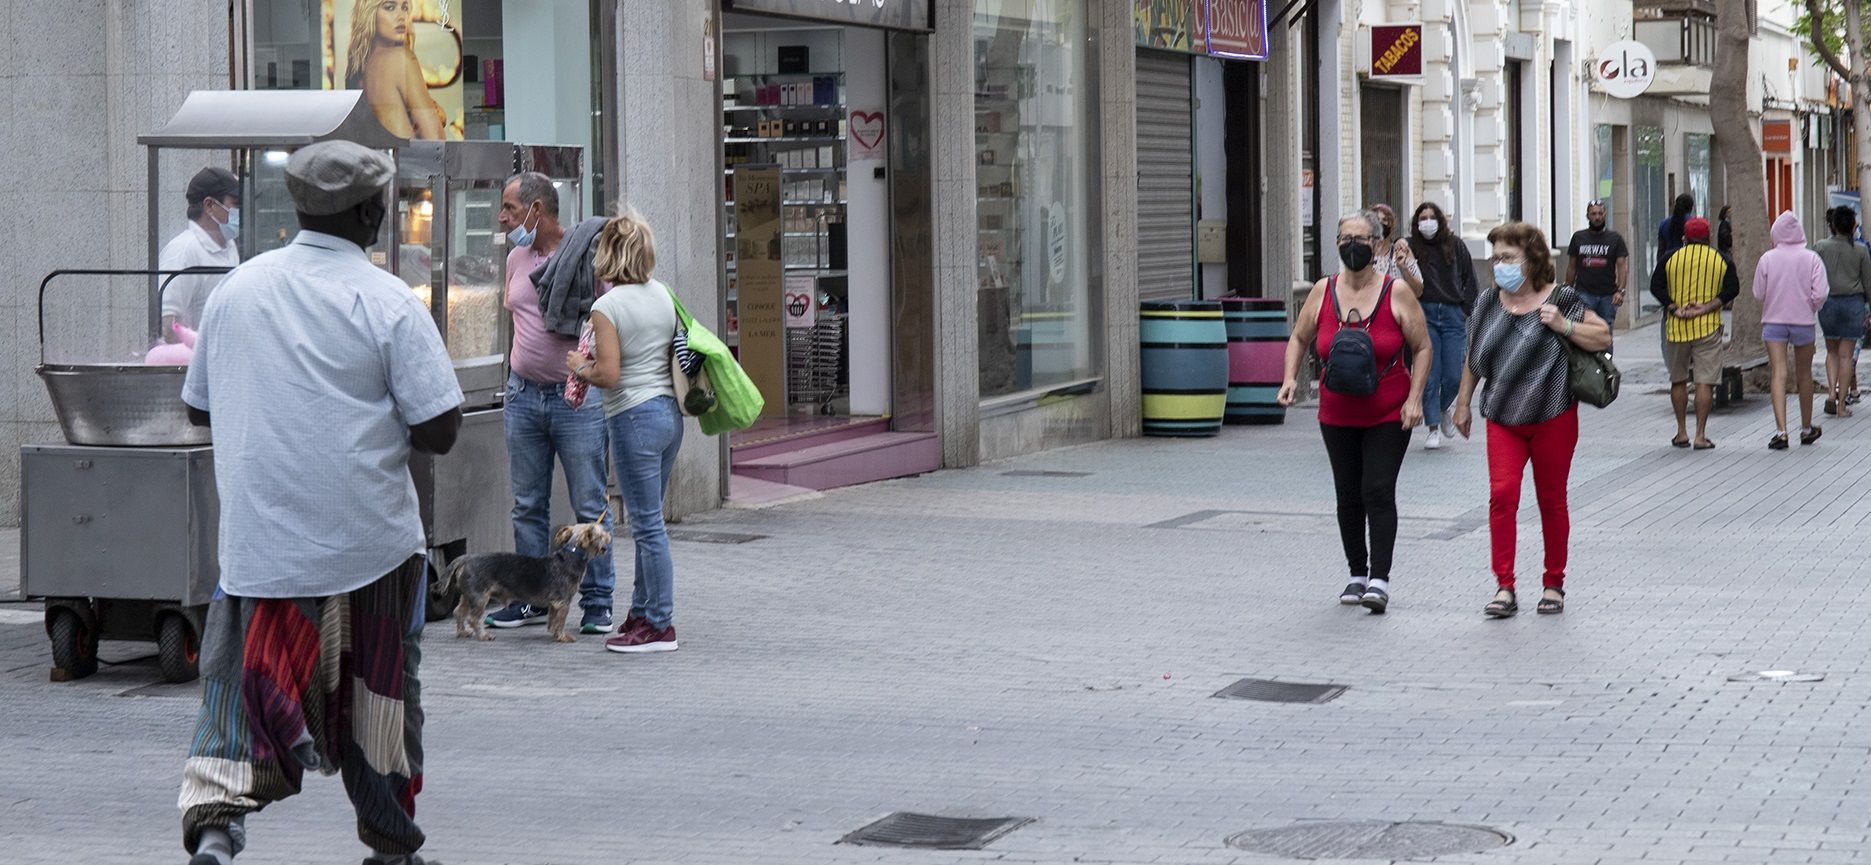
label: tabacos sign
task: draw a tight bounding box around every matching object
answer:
[1369,24,1422,77]
[1595,40,1656,99]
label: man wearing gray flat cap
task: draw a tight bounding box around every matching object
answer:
[177,139,461,865]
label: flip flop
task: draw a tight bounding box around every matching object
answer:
[1671,436,1691,448]
[1693,440,1717,450]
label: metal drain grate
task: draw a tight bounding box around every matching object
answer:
[666,529,766,545]
[1226,820,1511,859]
[1001,469,1092,478]
[1213,678,1346,703]
[839,812,1032,849]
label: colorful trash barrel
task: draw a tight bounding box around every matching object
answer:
[1221,297,1289,424]
[1140,300,1228,437]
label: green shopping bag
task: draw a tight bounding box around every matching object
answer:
[667,286,763,435]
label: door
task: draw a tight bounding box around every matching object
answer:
[1360,85,1404,212]
[1136,50,1196,301]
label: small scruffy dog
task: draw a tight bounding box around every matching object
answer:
[439,522,612,643]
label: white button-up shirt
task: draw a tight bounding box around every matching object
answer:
[182,231,463,599]
[158,221,240,329]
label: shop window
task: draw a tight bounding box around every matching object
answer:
[974,0,1102,399]
[1685,133,1712,228]
[248,0,599,207]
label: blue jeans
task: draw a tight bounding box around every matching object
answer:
[609,395,683,629]
[1578,292,1618,340]
[1421,302,1468,428]
[506,373,615,613]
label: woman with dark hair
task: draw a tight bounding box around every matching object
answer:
[1452,221,1612,617]
[1814,205,1871,417]
[1400,201,1477,450]
[1657,193,1696,261]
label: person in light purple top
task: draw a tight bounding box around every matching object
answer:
[486,172,617,634]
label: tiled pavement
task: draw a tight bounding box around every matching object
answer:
[6,324,1871,864]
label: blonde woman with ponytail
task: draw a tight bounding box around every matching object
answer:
[568,212,686,654]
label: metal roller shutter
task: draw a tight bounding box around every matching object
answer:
[1136,50,1196,302]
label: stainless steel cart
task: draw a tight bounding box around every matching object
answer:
[21,90,586,682]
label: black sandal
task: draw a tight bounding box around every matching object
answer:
[1769,432,1789,450]
[1537,588,1566,615]
[1340,582,1366,605]
[1361,586,1389,615]
[1802,426,1824,446]
[1671,436,1691,448]
[1484,590,1517,618]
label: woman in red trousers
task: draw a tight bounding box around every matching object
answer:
[1450,222,1611,617]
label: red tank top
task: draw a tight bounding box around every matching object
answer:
[1314,275,1410,427]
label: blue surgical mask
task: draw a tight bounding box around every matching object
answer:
[507,206,540,247]
[1493,261,1527,293]
[217,207,240,243]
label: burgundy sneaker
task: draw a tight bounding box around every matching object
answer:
[605,623,677,654]
[619,613,649,638]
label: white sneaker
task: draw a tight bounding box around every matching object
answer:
[1425,429,1443,450]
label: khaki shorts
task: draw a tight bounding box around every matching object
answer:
[1665,332,1723,386]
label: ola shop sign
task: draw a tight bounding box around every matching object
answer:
[725,0,932,32]
[1595,40,1656,99]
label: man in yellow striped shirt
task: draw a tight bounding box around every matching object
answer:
[1649,217,1739,449]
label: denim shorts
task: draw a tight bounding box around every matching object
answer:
[1819,295,1868,340]
[1761,322,1816,347]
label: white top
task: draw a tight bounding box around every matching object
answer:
[158,220,240,329]
[182,231,463,598]
[590,280,678,417]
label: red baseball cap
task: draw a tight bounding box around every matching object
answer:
[1684,217,1711,241]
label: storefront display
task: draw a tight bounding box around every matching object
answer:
[975,0,1101,397]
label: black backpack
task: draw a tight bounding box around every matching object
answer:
[1320,275,1402,396]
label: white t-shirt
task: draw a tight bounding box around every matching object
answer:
[182,231,463,599]
[590,280,678,417]
[158,221,240,329]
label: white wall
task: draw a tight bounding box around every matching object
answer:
[501,0,595,210]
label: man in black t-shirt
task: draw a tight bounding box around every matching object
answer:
[1565,200,1630,337]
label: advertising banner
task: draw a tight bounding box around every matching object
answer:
[323,0,465,139]
[1136,0,1202,53]
[734,166,788,417]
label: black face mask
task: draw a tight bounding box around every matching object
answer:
[1588,219,1605,232]
[1338,240,1374,272]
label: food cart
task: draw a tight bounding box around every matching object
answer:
[21,90,584,682]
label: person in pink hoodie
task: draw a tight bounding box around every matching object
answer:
[1753,210,1830,449]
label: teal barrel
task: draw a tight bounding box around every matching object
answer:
[1220,297,1289,424]
[1140,300,1228,437]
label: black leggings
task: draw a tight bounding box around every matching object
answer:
[1319,422,1413,580]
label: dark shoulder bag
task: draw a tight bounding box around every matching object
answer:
[1556,287,1620,408]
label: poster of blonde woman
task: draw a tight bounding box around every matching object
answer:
[324,0,464,139]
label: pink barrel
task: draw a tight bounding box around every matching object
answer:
[1220,297,1288,424]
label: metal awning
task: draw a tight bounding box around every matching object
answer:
[137,90,407,149]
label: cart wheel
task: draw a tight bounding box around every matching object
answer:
[157,614,200,683]
[48,609,99,681]
[424,559,459,623]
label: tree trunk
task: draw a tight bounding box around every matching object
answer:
[1713,0,1768,366]
[1848,1,1871,198]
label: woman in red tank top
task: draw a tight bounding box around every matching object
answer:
[1277,210,1434,613]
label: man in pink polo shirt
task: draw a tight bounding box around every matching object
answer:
[486,172,616,633]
